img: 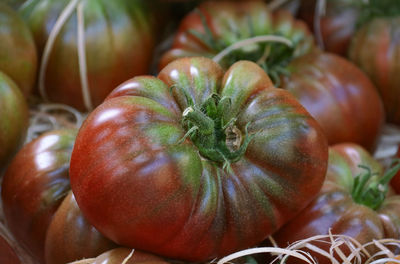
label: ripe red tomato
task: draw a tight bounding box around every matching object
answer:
[0,71,29,171]
[0,2,37,97]
[281,51,384,151]
[297,0,359,56]
[349,16,400,125]
[2,129,76,263]
[70,57,328,261]
[19,0,155,111]
[45,191,117,264]
[273,143,400,264]
[158,1,384,151]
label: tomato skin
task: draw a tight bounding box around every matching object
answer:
[45,191,117,264]
[0,3,37,97]
[19,0,155,111]
[0,234,21,264]
[1,129,76,263]
[70,57,328,261]
[0,71,29,171]
[281,51,385,151]
[349,17,400,125]
[297,0,359,56]
[273,143,400,264]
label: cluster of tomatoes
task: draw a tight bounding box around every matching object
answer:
[1,0,400,263]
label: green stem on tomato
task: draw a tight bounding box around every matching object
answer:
[179,94,254,169]
[351,159,400,210]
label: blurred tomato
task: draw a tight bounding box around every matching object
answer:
[20,0,155,111]
[0,71,29,172]
[0,2,37,97]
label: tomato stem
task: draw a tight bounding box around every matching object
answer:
[351,159,400,210]
[180,94,254,167]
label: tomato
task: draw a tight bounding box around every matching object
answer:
[349,16,400,125]
[158,1,384,151]
[74,248,169,264]
[0,71,29,171]
[0,2,37,97]
[273,143,400,264]
[297,0,359,56]
[19,0,155,111]
[1,129,76,263]
[70,57,328,261]
[0,233,21,264]
[45,191,117,264]
[281,51,384,151]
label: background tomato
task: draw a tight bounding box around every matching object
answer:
[281,51,384,151]
[19,0,155,111]
[70,57,328,262]
[45,191,117,264]
[1,129,76,263]
[0,2,37,97]
[159,1,384,150]
[297,0,359,56]
[272,143,400,264]
[349,16,400,125]
[0,71,29,172]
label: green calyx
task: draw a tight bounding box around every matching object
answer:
[356,0,400,28]
[351,159,400,210]
[179,94,254,169]
[188,8,294,86]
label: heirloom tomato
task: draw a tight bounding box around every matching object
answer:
[273,143,400,264]
[0,71,29,172]
[349,9,400,125]
[297,0,359,56]
[45,191,117,264]
[0,2,37,97]
[70,57,328,261]
[0,233,21,264]
[159,1,384,150]
[2,129,76,263]
[19,0,155,111]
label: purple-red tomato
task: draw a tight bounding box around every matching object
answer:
[19,0,155,111]
[0,71,29,171]
[0,2,37,97]
[159,1,384,151]
[45,191,117,264]
[2,129,76,263]
[70,57,328,261]
[273,143,400,264]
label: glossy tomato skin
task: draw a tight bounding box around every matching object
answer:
[0,234,21,264]
[70,57,328,261]
[45,191,117,264]
[349,17,400,125]
[0,71,29,172]
[1,129,76,263]
[273,143,400,264]
[0,3,37,97]
[159,1,315,70]
[298,0,359,56]
[281,51,385,151]
[19,0,155,111]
